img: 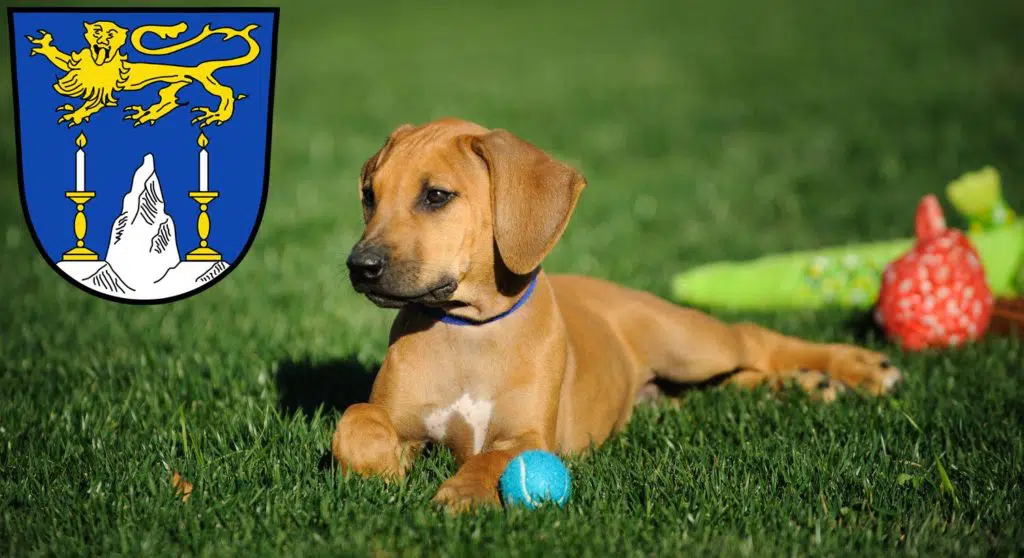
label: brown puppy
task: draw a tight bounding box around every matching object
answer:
[332,118,902,511]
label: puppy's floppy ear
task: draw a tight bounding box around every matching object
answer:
[469,130,586,275]
[360,123,415,187]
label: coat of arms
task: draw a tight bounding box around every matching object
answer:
[9,8,278,303]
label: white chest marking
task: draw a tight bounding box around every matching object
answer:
[424,394,494,455]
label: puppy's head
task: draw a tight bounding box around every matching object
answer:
[347,118,586,315]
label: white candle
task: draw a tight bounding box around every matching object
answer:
[76,148,85,192]
[75,132,86,192]
[199,148,208,192]
[198,132,209,192]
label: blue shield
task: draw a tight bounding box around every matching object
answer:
[8,8,278,303]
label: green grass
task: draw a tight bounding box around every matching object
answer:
[2,0,1024,555]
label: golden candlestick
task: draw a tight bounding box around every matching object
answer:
[185,191,221,261]
[62,191,98,260]
[62,132,98,261]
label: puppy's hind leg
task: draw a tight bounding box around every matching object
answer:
[730,322,902,395]
[625,292,900,397]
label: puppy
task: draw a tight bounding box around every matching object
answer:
[332,118,901,510]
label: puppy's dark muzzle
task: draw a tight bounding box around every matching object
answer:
[347,244,389,285]
[346,242,458,308]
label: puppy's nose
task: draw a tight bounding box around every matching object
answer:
[347,246,388,283]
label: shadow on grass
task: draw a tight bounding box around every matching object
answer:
[275,356,382,471]
[275,356,380,418]
[845,306,888,345]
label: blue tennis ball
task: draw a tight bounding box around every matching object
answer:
[499,450,571,509]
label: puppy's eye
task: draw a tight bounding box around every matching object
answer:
[361,187,375,208]
[423,188,455,209]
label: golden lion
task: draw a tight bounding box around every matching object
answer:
[26,20,260,128]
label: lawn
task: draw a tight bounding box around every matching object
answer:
[2,0,1023,555]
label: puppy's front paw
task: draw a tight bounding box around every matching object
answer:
[827,346,902,395]
[331,403,403,479]
[432,476,500,512]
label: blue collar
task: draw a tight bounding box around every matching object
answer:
[427,275,538,326]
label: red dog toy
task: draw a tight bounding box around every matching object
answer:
[875,195,994,350]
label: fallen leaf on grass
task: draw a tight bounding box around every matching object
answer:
[171,471,193,502]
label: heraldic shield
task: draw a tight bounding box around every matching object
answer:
[8,8,279,303]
